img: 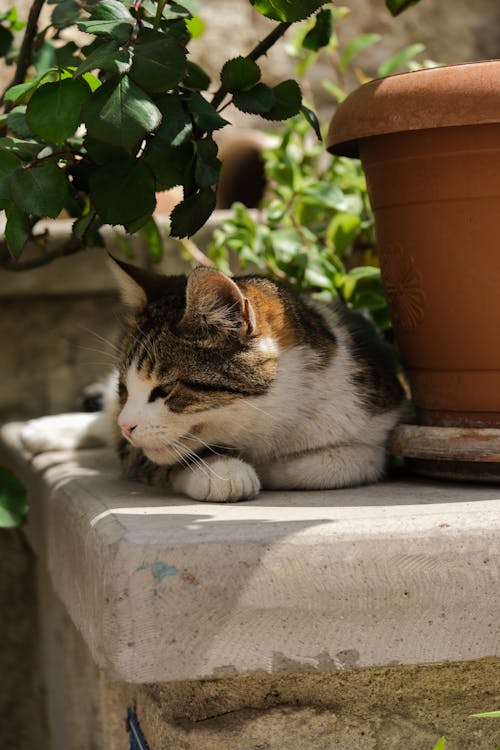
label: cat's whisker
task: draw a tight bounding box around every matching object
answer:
[241,400,278,421]
[78,325,121,354]
[77,345,119,362]
[183,432,224,456]
[182,448,227,482]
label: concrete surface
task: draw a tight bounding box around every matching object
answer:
[1,421,499,686]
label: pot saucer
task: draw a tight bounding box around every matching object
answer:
[388,423,500,482]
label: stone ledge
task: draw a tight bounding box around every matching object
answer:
[1,421,499,684]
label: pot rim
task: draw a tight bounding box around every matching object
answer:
[326,59,500,158]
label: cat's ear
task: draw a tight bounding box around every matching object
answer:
[180,267,256,339]
[108,255,172,310]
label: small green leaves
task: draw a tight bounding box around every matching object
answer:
[250,0,325,22]
[129,29,187,93]
[267,79,302,120]
[77,0,133,43]
[187,92,229,132]
[26,78,91,143]
[83,75,162,151]
[233,80,302,121]
[184,62,211,91]
[89,157,156,225]
[233,83,275,116]
[339,33,381,73]
[10,161,69,217]
[170,187,216,238]
[302,7,333,51]
[221,57,261,92]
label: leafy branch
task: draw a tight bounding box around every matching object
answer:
[0,0,422,271]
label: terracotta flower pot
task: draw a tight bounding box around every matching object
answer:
[327,61,500,431]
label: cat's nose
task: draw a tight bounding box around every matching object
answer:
[120,422,137,439]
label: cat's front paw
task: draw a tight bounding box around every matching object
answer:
[171,457,261,502]
[20,413,105,454]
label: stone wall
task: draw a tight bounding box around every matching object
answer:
[27,574,500,750]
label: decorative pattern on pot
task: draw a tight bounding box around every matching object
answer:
[380,244,425,332]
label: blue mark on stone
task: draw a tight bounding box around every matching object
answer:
[152,561,177,581]
[136,561,177,582]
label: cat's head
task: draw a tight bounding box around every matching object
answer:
[110,257,290,465]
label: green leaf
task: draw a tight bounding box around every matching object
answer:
[4,81,38,105]
[184,61,211,91]
[83,75,162,152]
[0,149,21,209]
[327,213,361,254]
[33,40,57,76]
[339,33,381,73]
[84,136,129,164]
[195,137,221,187]
[250,0,325,22]
[302,8,333,51]
[77,0,133,43]
[156,94,192,146]
[185,14,204,38]
[221,57,261,93]
[7,106,33,138]
[187,92,229,131]
[0,467,28,528]
[76,41,132,76]
[129,29,187,93]
[431,738,446,750]
[302,183,362,213]
[470,711,500,718]
[170,186,216,237]
[385,0,422,16]
[144,139,194,190]
[266,79,302,120]
[301,104,322,140]
[5,204,31,257]
[377,43,426,77]
[233,83,275,115]
[10,161,69,218]
[0,137,41,160]
[139,216,163,261]
[55,40,81,68]
[0,25,13,56]
[26,78,91,143]
[51,0,81,29]
[72,210,97,242]
[89,157,156,225]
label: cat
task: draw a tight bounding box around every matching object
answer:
[20,256,405,502]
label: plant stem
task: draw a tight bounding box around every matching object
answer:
[0,236,86,271]
[211,20,292,111]
[1,0,46,103]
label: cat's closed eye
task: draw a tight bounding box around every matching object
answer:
[148,385,171,402]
